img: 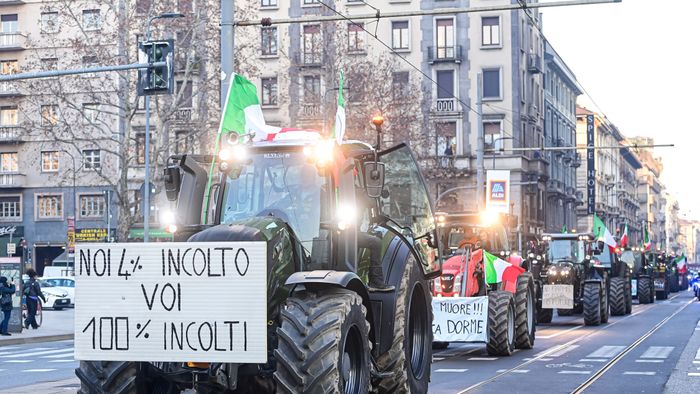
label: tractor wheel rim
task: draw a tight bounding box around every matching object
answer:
[342,324,363,393]
[507,303,515,345]
[409,287,427,376]
[526,288,534,334]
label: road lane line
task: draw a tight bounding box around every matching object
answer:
[559,371,591,374]
[535,325,582,339]
[623,371,656,376]
[49,360,76,363]
[586,346,626,358]
[22,368,56,372]
[3,360,32,363]
[635,359,663,363]
[695,347,700,360]
[522,357,553,361]
[688,373,700,377]
[640,346,674,359]
[546,345,579,357]
[0,347,51,356]
[572,298,694,394]
[42,352,75,359]
[435,369,468,373]
[0,348,75,358]
[468,357,498,361]
[579,359,607,362]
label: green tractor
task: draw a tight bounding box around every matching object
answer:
[623,248,655,304]
[649,252,671,300]
[75,132,440,393]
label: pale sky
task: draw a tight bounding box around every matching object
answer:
[541,0,700,219]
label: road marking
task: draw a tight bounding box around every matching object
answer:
[3,360,32,363]
[0,347,51,356]
[0,348,75,358]
[536,325,583,339]
[559,371,592,374]
[641,346,674,359]
[511,369,529,373]
[433,357,444,362]
[693,361,700,364]
[579,359,607,362]
[586,346,626,358]
[522,357,553,361]
[435,368,468,373]
[49,360,76,363]
[548,345,580,357]
[687,373,700,377]
[636,359,663,363]
[22,368,56,372]
[468,357,498,361]
[623,371,656,376]
[694,347,700,360]
[42,352,75,359]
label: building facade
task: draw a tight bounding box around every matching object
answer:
[632,137,666,250]
[543,40,581,233]
[618,144,642,243]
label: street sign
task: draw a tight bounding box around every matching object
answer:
[586,114,596,215]
[74,242,267,363]
[67,217,75,254]
[6,243,15,255]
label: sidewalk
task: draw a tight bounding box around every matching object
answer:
[0,309,74,346]
[664,311,700,393]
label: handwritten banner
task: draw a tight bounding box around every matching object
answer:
[432,296,488,342]
[74,242,267,363]
[541,284,574,309]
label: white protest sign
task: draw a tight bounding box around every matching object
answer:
[74,242,267,363]
[432,296,488,342]
[541,284,574,309]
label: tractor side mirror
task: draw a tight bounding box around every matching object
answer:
[363,161,385,199]
[163,166,181,202]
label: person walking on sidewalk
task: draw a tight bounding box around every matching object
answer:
[0,276,15,336]
[23,269,45,329]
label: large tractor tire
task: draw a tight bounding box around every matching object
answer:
[638,277,653,304]
[601,279,610,323]
[537,307,553,324]
[680,275,689,291]
[487,291,516,356]
[376,257,432,393]
[669,273,679,293]
[514,272,536,349]
[583,282,602,326]
[75,361,159,394]
[609,277,626,316]
[625,279,633,314]
[275,288,371,394]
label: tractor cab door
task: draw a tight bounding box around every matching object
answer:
[378,143,441,277]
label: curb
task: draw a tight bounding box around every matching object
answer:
[0,333,74,346]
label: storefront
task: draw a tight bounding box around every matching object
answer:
[128,228,174,242]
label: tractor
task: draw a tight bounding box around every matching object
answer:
[667,254,680,293]
[75,130,439,393]
[649,252,671,300]
[431,212,535,356]
[623,248,655,304]
[535,233,610,326]
[605,244,632,317]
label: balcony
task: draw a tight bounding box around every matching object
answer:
[173,108,192,122]
[427,45,463,64]
[0,126,23,143]
[0,81,21,97]
[527,53,543,73]
[294,52,323,67]
[0,33,26,51]
[299,103,321,120]
[434,98,459,114]
[0,173,24,187]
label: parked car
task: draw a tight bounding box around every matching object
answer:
[41,277,75,306]
[23,280,71,310]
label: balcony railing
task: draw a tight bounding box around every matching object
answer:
[434,98,457,113]
[174,108,192,122]
[0,126,23,142]
[294,52,323,67]
[527,53,543,73]
[0,173,24,187]
[0,81,20,96]
[427,45,463,63]
[299,103,321,119]
[0,33,26,51]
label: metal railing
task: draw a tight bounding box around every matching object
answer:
[0,33,26,49]
[0,126,22,142]
[427,45,463,63]
[0,173,24,187]
[435,98,456,113]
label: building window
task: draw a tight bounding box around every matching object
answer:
[0,60,17,76]
[135,134,152,165]
[483,68,501,99]
[83,149,101,170]
[392,71,409,100]
[79,194,106,218]
[435,18,455,59]
[1,14,18,33]
[82,9,102,31]
[0,107,17,126]
[347,23,365,53]
[0,195,20,220]
[37,194,63,219]
[436,70,454,99]
[261,77,278,106]
[484,121,503,151]
[436,122,457,158]
[41,105,59,126]
[82,103,100,124]
[0,153,17,173]
[482,16,500,46]
[303,75,321,102]
[177,80,193,108]
[303,0,320,4]
[302,25,322,64]
[41,151,59,172]
[174,131,190,155]
[392,21,409,50]
[261,27,277,56]
[82,55,99,68]
[261,0,278,7]
[40,12,59,34]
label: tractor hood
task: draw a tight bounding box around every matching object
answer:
[442,255,468,274]
[188,216,291,243]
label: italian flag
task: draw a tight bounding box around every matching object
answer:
[594,214,617,248]
[620,223,628,248]
[643,224,652,251]
[332,71,345,144]
[675,254,687,273]
[484,251,524,293]
[219,74,280,140]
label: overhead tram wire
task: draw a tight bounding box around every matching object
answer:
[315,0,517,141]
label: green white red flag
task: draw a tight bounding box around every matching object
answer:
[594,214,617,248]
[484,251,524,293]
[332,71,345,144]
[620,223,628,248]
[643,223,652,251]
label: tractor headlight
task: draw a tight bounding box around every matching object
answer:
[536,255,542,261]
[454,275,462,293]
[548,266,558,276]
[528,253,535,259]
[561,267,571,276]
[336,204,357,231]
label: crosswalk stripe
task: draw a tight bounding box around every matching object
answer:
[636,359,663,363]
[695,347,700,360]
[586,346,626,358]
[0,348,74,358]
[559,371,591,374]
[623,371,656,376]
[42,352,75,359]
[548,345,580,357]
[49,360,76,363]
[468,357,498,361]
[3,360,32,363]
[435,368,468,373]
[688,373,700,377]
[22,368,56,372]
[0,347,51,356]
[640,346,674,359]
[579,359,607,362]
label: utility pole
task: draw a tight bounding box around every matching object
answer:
[476,73,484,211]
[221,0,234,107]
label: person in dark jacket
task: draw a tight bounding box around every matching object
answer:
[0,276,15,335]
[24,269,45,329]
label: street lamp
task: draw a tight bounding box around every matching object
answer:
[142,12,184,243]
[492,136,514,169]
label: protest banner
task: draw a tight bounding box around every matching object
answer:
[432,296,488,343]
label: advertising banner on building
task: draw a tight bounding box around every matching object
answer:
[486,170,510,213]
[75,228,115,243]
[586,114,596,215]
[0,226,23,257]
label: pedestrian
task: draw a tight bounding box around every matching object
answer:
[23,269,45,330]
[0,276,15,336]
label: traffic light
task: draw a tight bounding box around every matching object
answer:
[137,39,175,96]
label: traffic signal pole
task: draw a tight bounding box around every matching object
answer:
[0,62,166,82]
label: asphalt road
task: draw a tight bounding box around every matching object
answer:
[0,339,76,390]
[429,290,700,393]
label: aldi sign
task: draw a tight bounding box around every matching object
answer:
[486,170,510,213]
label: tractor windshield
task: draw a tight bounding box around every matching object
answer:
[548,239,586,264]
[221,150,330,251]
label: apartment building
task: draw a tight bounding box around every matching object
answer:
[664,192,681,254]
[618,144,642,243]
[632,137,666,250]
[543,40,581,233]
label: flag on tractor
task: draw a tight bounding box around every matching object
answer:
[675,254,687,273]
[620,223,629,248]
[219,74,280,139]
[643,223,652,251]
[484,251,524,293]
[593,214,617,247]
[332,71,346,144]
[561,224,568,233]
